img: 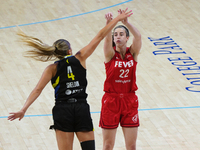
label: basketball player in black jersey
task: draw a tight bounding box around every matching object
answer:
[8,9,133,150]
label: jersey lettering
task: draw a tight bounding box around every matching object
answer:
[66,81,80,88]
[115,60,134,68]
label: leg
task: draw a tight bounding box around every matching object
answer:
[55,129,74,150]
[76,131,94,142]
[76,131,95,150]
[102,128,117,150]
[122,127,138,150]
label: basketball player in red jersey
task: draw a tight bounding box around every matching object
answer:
[99,8,142,150]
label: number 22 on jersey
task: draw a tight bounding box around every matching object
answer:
[119,69,129,78]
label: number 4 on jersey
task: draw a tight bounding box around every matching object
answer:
[67,66,75,80]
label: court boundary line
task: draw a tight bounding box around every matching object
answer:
[0,0,133,30]
[2,106,200,119]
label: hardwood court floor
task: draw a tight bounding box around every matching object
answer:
[0,0,200,149]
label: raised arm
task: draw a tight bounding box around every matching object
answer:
[119,8,142,61]
[75,9,133,68]
[8,64,56,121]
[103,12,115,63]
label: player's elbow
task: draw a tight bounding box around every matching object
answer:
[97,30,106,41]
[136,33,142,40]
[34,87,43,95]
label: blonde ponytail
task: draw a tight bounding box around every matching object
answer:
[17,30,70,61]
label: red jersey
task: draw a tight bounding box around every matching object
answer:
[104,47,138,93]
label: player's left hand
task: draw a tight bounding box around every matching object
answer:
[7,110,25,121]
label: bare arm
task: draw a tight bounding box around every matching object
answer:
[103,12,115,63]
[8,64,57,121]
[75,9,133,68]
[120,9,142,61]
[124,21,142,61]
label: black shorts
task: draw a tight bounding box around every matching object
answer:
[50,102,94,132]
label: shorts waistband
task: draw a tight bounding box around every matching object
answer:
[55,98,86,104]
[105,92,136,97]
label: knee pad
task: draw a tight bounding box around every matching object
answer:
[81,140,95,150]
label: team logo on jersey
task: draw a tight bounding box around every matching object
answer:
[65,89,72,95]
[132,114,138,123]
[65,88,83,95]
[126,54,132,58]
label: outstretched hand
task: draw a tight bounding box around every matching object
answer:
[7,110,25,121]
[105,12,113,24]
[117,8,131,23]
